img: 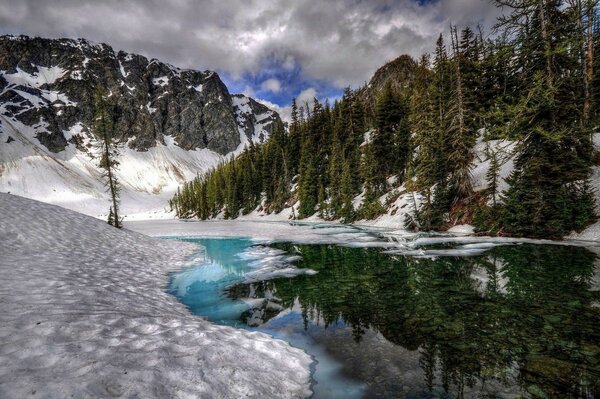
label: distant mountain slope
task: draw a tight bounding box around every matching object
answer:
[0,35,280,218]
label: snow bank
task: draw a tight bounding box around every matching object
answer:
[0,116,220,221]
[569,133,600,241]
[447,224,475,235]
[0,194,312,398]
[128,219,382,247]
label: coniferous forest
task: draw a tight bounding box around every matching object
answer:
[171,0,599,238]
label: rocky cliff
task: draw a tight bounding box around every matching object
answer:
[0,35,281,219]
[0,35,280,154]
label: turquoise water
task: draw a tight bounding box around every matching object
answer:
[168,237,600,398]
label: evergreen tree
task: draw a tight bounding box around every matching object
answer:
[447,25,474,201]
[486,147,501,207]
[497,0,595,237]
[339,159,356,222]
[373,83,403,190]
[94,87,122,228]
[169,4,597,238]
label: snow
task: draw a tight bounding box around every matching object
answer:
[118,60,130,78]
[70,70,83,80]
[126,219,600,256]
[238,245,317,283]
[1,66,77,108]
[232,95,253,115]
[11,88,46,108]
[361,128,375,146]
[62,122,84,141]
[2,66,67,87]
[146,101,157,114]
[447,224,475,235]
[471,138,516,195]
[194,83,203,93]
[569,133,600,241]
[0,113,231,220]
[232,94,274,145]
[0,194,312,398]
[152,76,169,87]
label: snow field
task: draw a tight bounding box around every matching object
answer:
[0,194,312,398]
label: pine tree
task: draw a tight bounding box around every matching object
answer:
[486,147,501,207]
[94,87,122,228]
[373,83,402,191]
[447,25,474,201]
[107,206,115,227]
[339,159,356,222]
[359,143,385,219]
[497,0,596,237]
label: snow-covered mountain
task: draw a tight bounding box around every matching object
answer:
[0,35,280,219]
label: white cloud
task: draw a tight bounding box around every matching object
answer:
[0,0,501,89]
[260,78,282,93]
[242,85,256,98]
[296,87,317,108]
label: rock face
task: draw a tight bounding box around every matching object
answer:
[232,94,280,144]
[0,35,279,154]
[358,55,417,118]
[364,55,417,98]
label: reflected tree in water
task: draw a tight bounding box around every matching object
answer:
[229,244,600,398]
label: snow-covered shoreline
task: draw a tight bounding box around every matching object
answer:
[0,194,312,398]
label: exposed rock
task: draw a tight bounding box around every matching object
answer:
[232,94,281,144]
[0,35,276,154]
[358,54,417,118]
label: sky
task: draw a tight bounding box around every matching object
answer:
[0,0,501,119]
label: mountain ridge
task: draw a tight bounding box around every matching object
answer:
[0,34,281,218]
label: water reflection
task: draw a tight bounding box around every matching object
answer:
[228,244,600,398]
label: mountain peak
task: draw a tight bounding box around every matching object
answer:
[0,34,279,154]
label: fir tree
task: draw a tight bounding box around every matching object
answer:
[94,87,122,229]
[497,0,595,237]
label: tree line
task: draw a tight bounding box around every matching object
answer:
[171,0,598,238]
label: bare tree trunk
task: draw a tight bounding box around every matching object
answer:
[539,0,556,126]
[451,26,466,140]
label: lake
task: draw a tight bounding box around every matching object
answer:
[168,234,600,398]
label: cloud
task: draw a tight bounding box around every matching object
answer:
[254,98,292,123]
[241,85,256,98]
[0,0,501,106]
[296,87,317,108]
[260,78,282,93]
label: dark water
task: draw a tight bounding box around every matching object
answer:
[169,238,600,398]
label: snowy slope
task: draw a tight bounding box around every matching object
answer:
[0,104,274,220]
[0,115,223,219]
[569,133,600,241]
[0,193,312,398]
[0,36,280,220]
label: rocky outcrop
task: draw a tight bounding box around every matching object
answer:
[0,35,275,154]
[354,54,417,120]
[232,94,281,144]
